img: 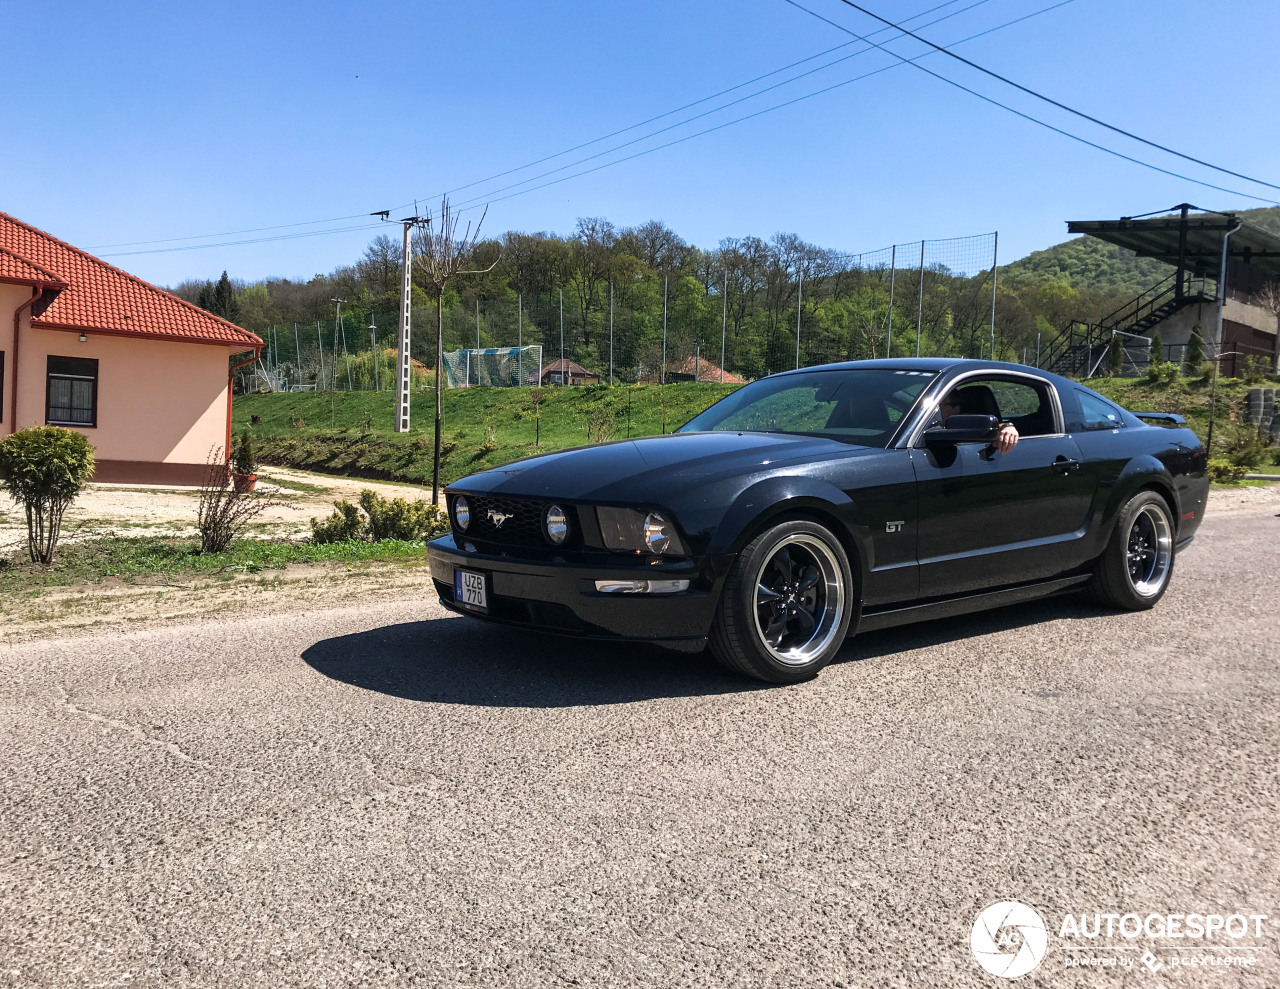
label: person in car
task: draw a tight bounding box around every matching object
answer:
[939,388,1020,454]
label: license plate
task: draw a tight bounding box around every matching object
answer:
[454,568,488,613]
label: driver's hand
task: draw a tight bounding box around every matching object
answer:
[992,424,1019,454]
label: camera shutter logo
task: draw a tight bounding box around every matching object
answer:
[971,901,1048,979]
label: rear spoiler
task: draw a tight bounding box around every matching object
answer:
[1132,412,1186,425]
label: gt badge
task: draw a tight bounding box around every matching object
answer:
[885,520,904,533]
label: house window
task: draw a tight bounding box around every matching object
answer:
[550,372,563,384]
[46,356,98,427]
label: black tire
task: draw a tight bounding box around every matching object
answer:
[709,518,854,684]
[1090,490,1176,610]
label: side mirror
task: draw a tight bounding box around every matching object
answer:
[922,414,1000,445]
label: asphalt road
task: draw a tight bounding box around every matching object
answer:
[2,507,1278,988]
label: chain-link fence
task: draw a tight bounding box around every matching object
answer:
[242,231,999,393]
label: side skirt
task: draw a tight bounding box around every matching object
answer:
[856,575,1092,634]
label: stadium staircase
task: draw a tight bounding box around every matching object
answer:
[1041,273,1214,377]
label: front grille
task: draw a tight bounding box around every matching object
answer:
[454,495,578,549]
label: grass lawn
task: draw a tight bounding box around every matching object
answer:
[0,537,426,593]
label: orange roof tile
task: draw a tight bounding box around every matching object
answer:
[0,211,261,349]
[669,354,745,384]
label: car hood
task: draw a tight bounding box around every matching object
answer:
[449,431,890,503]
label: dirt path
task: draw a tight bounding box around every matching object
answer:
[0,467,435,554]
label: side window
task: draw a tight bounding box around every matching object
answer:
[942,377,1058,436]
[1076,389,1125,431]
[46,355,98,427]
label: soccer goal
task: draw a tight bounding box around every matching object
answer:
[442,346,542,388]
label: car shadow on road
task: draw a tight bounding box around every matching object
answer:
[838,593,1114,664]
[302,594,1114,707]
[301,619,765,708]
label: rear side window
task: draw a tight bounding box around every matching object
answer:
[1077,389,1125,431]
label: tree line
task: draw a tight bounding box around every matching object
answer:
[175,218,1152,382]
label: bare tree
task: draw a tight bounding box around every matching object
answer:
[1252,281,1280,371]
[416,197,500,504]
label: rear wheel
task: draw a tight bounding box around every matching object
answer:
[709,518,854,684]
[1091,490,1175,610]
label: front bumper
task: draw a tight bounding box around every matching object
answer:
[427,536,724,651]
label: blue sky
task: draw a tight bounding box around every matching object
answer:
[5,0,1279,286]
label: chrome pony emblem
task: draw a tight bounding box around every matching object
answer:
[487,509,513,528]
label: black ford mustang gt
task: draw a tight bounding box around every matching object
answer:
[428,359,1208,683]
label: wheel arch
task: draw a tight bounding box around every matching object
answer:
[1106,457,1182,539]
[711,477,868,600]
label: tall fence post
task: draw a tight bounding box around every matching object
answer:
[989,231,999,360]
[720,271,727,383]
[795,270,803,370]
[887,245,896,358]
[915,240,925,358]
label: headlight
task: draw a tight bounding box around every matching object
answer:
[643,512,673,554]
[454,495,470,531]
[597,507,688,555]
[544,504,569,545]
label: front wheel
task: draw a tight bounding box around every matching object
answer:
[709,518,854,684]
[1091,490,1176,610]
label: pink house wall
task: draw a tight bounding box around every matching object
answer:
[2,282,236,484]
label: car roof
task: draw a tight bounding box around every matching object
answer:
[768,357,1069,386]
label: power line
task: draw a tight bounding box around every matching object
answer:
[824,0,1280,193]
[89,213,373,250]
[783,0,1280,206]
[90,0,994,255]
[398,0,986,211]
[445,0,999,212]
[445,0,1082,215]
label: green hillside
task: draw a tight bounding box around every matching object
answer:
[1003,205,1280,294]
[234,383,739,488]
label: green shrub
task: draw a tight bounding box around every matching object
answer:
[1207,458,1250,484]
[232,430,255,474]
[1242,355,1268,385]
[310,489,447,544]
[1149,329,1163,368]
[310,499,366,543]
[1108,334,1124,376]
[1146,360,1181,385]
[1185,326,1204,368]
[0,426,95,564]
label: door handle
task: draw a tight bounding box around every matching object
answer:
[1053,456,1081,474]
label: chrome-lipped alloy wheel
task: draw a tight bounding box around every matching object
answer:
[752,534,846,666]
[1125,504,1173,597]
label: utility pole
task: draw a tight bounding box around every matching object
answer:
[391,214,419,433]
[370,315,380,392]
[331,298,350,391]
[316,321,325,391]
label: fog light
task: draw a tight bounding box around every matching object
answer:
[545,504,569,545]
[454,495,470,531]
[594,579,690,594]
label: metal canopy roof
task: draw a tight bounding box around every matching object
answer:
[1066,209,1280,279]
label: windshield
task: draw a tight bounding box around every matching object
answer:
[677,368,937,448]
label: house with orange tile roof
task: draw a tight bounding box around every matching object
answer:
[666,354,746,384]
[1,212,262,484]
[527,358,600,387]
